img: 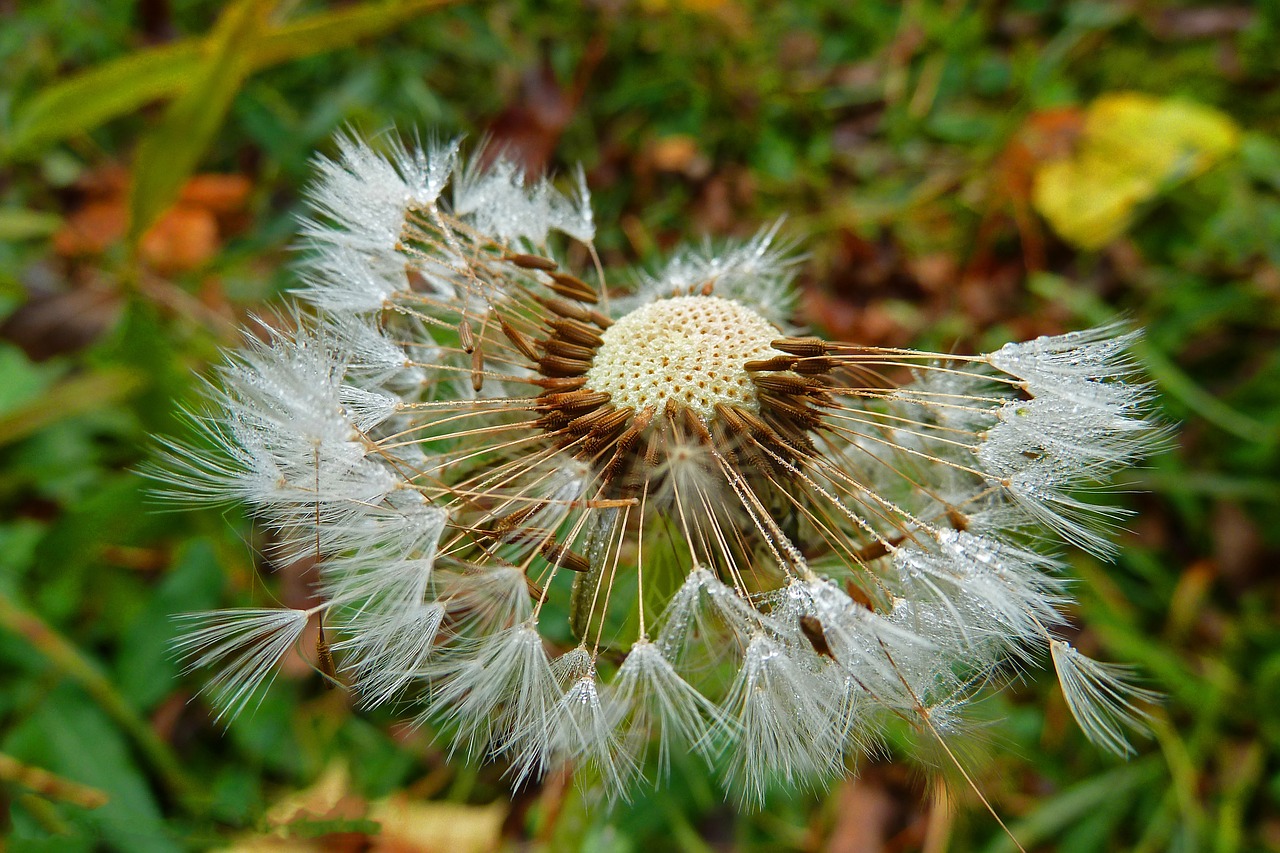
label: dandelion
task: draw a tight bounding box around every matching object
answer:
[155,131,1161,805]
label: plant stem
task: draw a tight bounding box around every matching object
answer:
[0,592,202,815]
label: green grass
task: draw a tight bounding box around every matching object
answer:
[2,1,1278,850]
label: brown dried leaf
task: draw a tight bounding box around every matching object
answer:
[826,775,897,853]
[0,280,123,362]
[53,200,129,257]
[649,135,704,174]
[179,173,253,214]
[140,205,220,274]
[486,56,577,176]
[52,165,251,273]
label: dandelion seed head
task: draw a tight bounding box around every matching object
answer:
[157,129,1163,805]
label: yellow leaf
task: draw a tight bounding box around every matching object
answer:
[261,761,358,827]
[219,761,505,853]
[367,796,505,852]
[1032,92,1240,249]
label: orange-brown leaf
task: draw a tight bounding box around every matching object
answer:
[139,206,220,274]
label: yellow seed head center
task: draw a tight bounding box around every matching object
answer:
[585,295,780,420]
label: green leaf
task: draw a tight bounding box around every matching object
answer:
[0,344,57,417]
[982,758,1165,853]
[1239,131,1280,192]
[6,0,459,158]
[115,540,224,710]
[3,686,182,852]
[248,0,458,67]
[5,42,203,158]
[128,0,270,242]
[0,208,63,241]
[0,367,146,448]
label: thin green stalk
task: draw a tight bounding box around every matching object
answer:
[1215,740,1264,853]
[0,592,202,815]
[18,793,75,836]
[0,751,110,809]
[1136,341,1274,445]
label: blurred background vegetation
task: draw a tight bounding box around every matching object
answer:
[1,1,1278,850]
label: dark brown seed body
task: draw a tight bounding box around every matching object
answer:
[543,339,597,361]
[540,541,591,573]
[538,389,611,412]
[753,374,822,397]
[316,622,338,688]
[745,355,798,372]
[772,336,828,357]
[792,357,836,375]
[547,318,605,348]
[539,355,591,377]
[538,296,593,323]
[500,318,542,362]
[799,615,835,659]
[536,376,589,392]
[547,271,599,303]
[506,252,558,271]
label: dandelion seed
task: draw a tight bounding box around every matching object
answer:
[608,639,732,776]
[1050,639,1158,758]
[157,131,1162,802]
[172,608,310,721]
[723,635,846,805]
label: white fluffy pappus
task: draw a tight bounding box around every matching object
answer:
[157,130,1163,807]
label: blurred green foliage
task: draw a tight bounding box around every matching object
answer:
[1,1,1279,851]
